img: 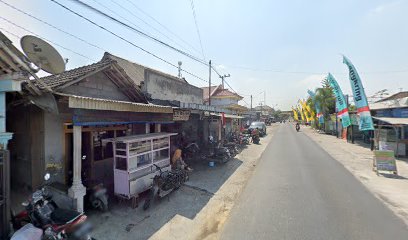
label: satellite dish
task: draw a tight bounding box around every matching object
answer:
[20,35,66,74]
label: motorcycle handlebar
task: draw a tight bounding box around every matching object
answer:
[153,164,162,173]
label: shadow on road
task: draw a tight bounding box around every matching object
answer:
[88,156,243,240]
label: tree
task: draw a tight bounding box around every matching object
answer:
[314,79,335,120]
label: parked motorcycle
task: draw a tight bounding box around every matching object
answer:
[240,133,251,145]
[88,183,108,212]
[181,142,200,160]
[143,164,188,210]
[223,141,239,157]
[11,173,94,240]
[11,223,43,240]
[252,135,260,144]
[82,156,109,212]
[201,137,231,163]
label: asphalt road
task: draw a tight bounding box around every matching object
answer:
[220,123,408,240]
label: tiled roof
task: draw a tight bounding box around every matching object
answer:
[214,88,242,98]
[35,52,188,90]
[202,85,243,101]
[36,59,112,89]
[202,85,219,100]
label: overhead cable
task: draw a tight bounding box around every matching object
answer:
[57,0,207,66]
[0,0,104,51]
[122,0,202,56]
[189,0,206,60]
[0,17,96,61]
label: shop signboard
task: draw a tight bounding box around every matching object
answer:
[173,109,190,121]
[373,150,397,175]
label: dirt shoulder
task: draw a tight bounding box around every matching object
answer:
[149,124,280,240]
[302,126,408,226]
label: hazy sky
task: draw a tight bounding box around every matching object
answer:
[1,0,407,110]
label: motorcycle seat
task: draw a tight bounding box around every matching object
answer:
[51,208,83,225]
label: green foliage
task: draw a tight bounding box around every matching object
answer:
[314,79,335,119]
[349,105,357,112]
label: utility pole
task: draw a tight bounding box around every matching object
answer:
[208,60,211,144]
[208,60,211,106]
[220,74,230,89]
[178,61,182,78]
[250,95,253,111]
[264,91,266,106]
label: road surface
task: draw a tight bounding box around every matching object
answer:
[220,123,408,240]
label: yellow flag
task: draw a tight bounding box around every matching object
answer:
[297,104,305,121]
[292,107,299,121]
[301,100,310,122]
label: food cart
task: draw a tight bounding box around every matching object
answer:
[103,132,177,202]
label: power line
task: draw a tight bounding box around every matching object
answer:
[189,0,206,60]
[0,0,208,83]
[108,0,198,58]
[122,0,202,57]
[47,0,208,83]
[0,17,96,61]
[88,0,153,35]
[0,0,104,51]
[58,0,207,66]
[213,63,408,75]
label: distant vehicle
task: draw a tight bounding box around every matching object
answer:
[248,122,267,137]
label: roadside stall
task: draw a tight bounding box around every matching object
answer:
[103,132,177,206]
[373,117,408,157]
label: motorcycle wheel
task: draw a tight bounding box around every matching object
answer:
[93,199,108,212]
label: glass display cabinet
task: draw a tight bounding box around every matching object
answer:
[104,132,177,199]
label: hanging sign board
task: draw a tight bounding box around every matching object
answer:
[173,109,190,121]
[373,150,397,175]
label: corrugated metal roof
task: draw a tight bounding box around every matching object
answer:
[210,113,244,119]
[102,53,145,86]
[370,97,408,110]
[0,31,28,74]
[56,93,173,113]
[375,91,408,103]
[373,117,408,125]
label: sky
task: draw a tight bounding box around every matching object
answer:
[1,0,407,110]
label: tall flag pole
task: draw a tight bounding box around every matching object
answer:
[326,73,351,128]
[342,56,374,131]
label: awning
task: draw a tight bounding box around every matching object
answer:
[373,117,408,125]
[103,132,177,143]
[210,113,244,119]
[56,93,173,113]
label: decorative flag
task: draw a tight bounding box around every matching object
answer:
[297,104,305,122]
[307,90,324,124]
[221,112,226,127]
[326,73,351,128]
[342,56,374,131]
[301,100,311,122]
[292,107,299,121]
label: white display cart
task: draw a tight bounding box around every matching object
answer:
[104,132,177,199]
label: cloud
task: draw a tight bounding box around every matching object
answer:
[297,74,326,89]
[216,64,226,70]
[369,1,401,15]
